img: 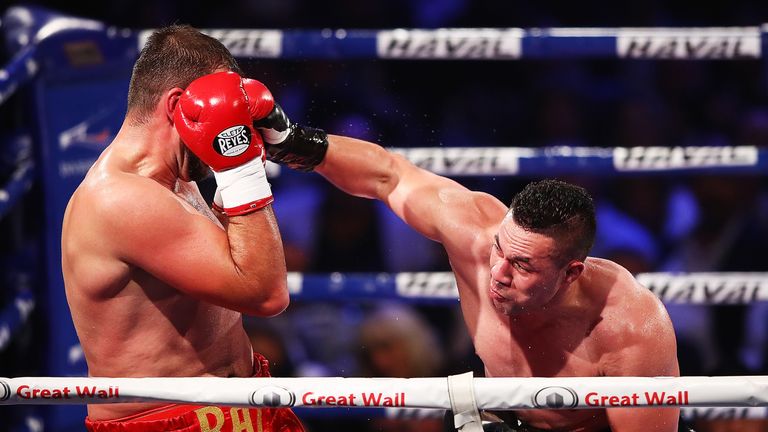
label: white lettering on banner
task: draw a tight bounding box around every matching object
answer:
[638,273,768,304]
[396,272,458,299]
[378,29,522,59]
[58,109,117,151]
[613,146,757,171]
[59,159,98,178]
[203,29,282,58]
[384,407,439,419]
[682,407,767,420]
[391,147,528,175]
[617,29,760,59]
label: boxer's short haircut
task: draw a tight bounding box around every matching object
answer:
[509,179,596,264]
[127,25,242,125]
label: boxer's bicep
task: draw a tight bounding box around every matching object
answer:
[106,185,281,314]
[112,191,220,274]
[602,320,679,378]
[387,161,506,245]
[318,135,506,246]
[602,335,681,431]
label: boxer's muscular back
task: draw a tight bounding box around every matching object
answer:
[62,153,253,420]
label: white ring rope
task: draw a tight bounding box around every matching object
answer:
[1,375,767,409]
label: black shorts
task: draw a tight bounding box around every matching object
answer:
[443,410,695,432]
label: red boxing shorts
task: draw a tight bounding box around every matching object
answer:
[85,354,305,432]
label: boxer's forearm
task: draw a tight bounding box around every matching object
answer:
[315,134,480,244]
[315,134,405,201]
[224,206,288,317]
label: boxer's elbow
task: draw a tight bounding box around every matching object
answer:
[228,252,288,316]
[243,279,289,317]
[260,280,290,317]
[372,151,406,200]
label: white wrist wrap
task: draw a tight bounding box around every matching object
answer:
[212,157,273,216]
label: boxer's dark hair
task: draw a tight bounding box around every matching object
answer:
[509,179,596,264]
[127,25,242,125]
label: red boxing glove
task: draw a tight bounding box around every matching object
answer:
[241,78,290,145]
[174,71,263,171]
[242,78,275,121]
[174,71,272,216]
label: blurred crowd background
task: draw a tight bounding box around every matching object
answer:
[2,0,768,431]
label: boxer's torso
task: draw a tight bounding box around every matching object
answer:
[448,231,638,431]
[63,155,253,420]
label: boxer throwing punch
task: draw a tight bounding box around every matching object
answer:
[252,105,684,430]
[62,26,304,432]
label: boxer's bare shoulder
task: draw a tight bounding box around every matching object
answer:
[582,258,678,376]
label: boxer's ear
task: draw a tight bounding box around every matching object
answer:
[165,88,184,122]
[563,260,584,285]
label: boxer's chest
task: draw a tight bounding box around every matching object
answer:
[174,180,220,224]
[474,316,602,378]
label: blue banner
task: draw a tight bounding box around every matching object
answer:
[26,16,137,429]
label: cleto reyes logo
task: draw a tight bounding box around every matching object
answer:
[214,125,251,157]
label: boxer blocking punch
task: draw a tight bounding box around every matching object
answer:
[61,26,304,431]
[174,71,273,216]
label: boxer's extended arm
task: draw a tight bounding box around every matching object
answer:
[104,180,287,317]
[601,293,680,432]
[314,135,507,247]
[241,81,505,244]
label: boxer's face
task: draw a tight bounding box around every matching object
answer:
[488,218,568,316]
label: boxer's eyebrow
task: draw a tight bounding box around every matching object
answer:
[494,234,532,264]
